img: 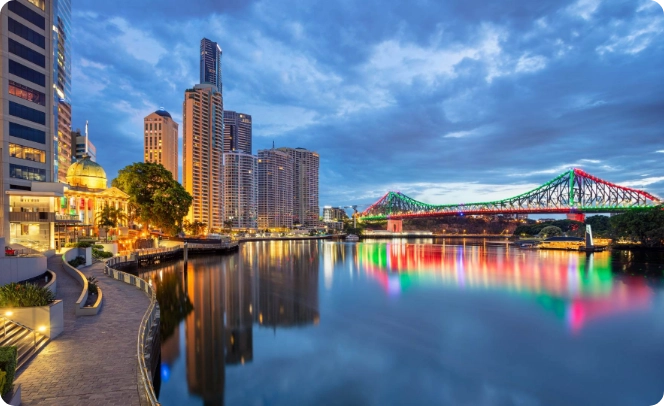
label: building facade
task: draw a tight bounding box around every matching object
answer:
[144,109,179,179]
[53,0,71,182]
[223,152,257,229]
[323,206,348,222]
[257,149,293,229]
[222,110,251,154]
[200,38,222,93]
[277,147,319,228]
[1,0,71,249]
[182,84,224,231]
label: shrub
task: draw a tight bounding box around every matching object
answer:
[87,277,99,295]
[92,248,113,260]
[65,241,93,248]
[0,370,6,397]
[0,347,17,396]
[0,283,54,307]
[68,256,86,267]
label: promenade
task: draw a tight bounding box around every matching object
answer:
[15,255,150,406]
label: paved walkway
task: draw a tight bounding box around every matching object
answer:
[15,255,150,406]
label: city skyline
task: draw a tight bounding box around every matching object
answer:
[68,0,664,210]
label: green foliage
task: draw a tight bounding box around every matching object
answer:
[585,215,611,236]
[87,277,99,295]
[65,241,93,248]
[0,370,6,398]
[183,220,207,236]
[538,226,563,238]
[112,162,192,235]
[610,207,664,247]
[92,248,113,260]
[515,219,582,237]
[95,205,127,242]
[0,283,54,307]
[68,256,86,267]
[0,347,17,396]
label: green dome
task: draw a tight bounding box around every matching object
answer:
[66,154,107,190]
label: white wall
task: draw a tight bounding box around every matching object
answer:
[0,256,47,285]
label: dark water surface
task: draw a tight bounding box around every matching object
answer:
[147,240,664,406]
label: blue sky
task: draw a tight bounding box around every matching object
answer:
[71,0,664,210]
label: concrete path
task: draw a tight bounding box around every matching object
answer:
[15,255,150,406]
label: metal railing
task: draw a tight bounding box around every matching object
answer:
[0,315,42,350]
[105,258,161,406]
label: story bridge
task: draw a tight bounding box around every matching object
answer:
[360,169,661,221]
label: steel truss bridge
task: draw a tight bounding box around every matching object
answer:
[360,169,661,220]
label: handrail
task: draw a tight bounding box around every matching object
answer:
[105,257,160,406]
[0,314,42,350]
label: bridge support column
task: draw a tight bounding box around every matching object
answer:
[567,213,585,222]
[387,220,403,233]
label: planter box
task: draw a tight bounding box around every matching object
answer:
[0,300,63,339]
[3,383,21,406]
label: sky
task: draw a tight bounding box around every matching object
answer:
[70,0,664,211]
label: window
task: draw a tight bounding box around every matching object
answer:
[9,122,45,144]
[10,164,46,182]
[8,39,45,67]
[9,101,45,125]
[9,60,45,87]
[9,143,45,163]
[26,0,45,11]
[8,2,45,29]
[9,80,46,106]
[8,18,45,48]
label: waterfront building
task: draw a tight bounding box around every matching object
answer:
[223,152,257,229]
[182,84,224,231]
[277,147,320,228]
[57,155,129,248]
[1,0,72,250]
[323,206,348,222]
[144,108,179,179]
[222,110,252,154]
[257,149,293,229]
[200,38,222,93]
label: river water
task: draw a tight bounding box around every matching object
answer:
[145,239,664,406]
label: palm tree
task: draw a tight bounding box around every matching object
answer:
[95,205,128,242]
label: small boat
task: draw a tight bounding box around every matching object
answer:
[345,234,360,242]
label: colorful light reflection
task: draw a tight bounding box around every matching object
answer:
[356,243,653,333]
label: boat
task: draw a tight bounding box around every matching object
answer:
[345,234,360,242]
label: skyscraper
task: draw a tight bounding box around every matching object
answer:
[277,147,320,227]
[223,152,257,229]
[257,149,293,229]
[53,0,72,182]
[200,38,222,93]
[222,111,252,154]
[1,0,69,249]
[182,84,224,231]
[144,109,179,179]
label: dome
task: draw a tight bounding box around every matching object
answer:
[154,108,172,119]
[66,154,107,190]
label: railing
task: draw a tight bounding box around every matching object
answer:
[8,212,54,222]
[104,257,160,406]
[0,315,42,351]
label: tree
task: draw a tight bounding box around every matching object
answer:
[95,205,127,242]
[585,215,611,236]
[610,207,664,247]
[538,226,563,239]
[183,220,207,236]
[112,162,193,236]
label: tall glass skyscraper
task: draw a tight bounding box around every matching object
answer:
[53,0,72,182]
[200,38,222,93]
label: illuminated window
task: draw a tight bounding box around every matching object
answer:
[9,80,45,106]
[9,143,46,163]
[26,0,45,11]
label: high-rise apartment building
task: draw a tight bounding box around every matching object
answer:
[257,149,293,229]
[222,111,251,154]
[144,109,179,179]
[277,147,320,227]
[323,206,348,222]
[200,38,222,93]
[1,0,70,249]
[223,152,257,229]
[182,84,224,231]
[53,0,71,182]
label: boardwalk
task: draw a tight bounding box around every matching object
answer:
[15,255,150,406]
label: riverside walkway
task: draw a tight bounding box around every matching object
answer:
[15,255,150,406]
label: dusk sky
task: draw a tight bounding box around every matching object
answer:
[70,0,664,211]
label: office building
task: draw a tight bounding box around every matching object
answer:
[323,206,348,222]
[182,84,224,231]
[223,152,257,229]
[277,147,320,227]
[144,108,179,179]
[200,38,222,93]
[222,110,252,154]
[257,149,293,229]
[1,0,71,250]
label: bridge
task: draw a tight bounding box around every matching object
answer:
[360,169,661,220]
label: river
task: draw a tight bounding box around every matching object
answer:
[144,239,664,406]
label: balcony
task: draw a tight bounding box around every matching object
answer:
[9,212,55,222]
[56,214,81,222]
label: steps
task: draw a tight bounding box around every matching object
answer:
[0,320,50,371]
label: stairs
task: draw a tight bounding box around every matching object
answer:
[0,319,50,371]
